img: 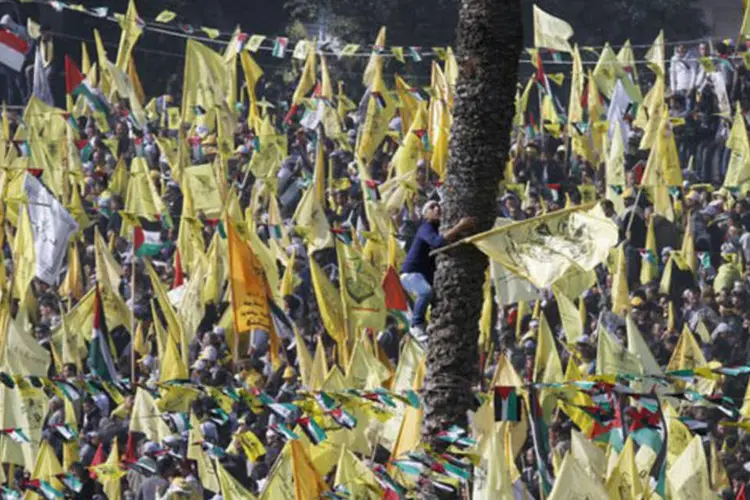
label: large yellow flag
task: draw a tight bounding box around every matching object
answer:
[596,326,644,376]
[473,423,516,499]
[470,204,618,289]
[668,435,713,499]
[568,45,584,126]
[533,5,574,53]
[334,446,382,499]
[290,440,328,500]
[129,387,171,443]
[724,103,750,189]
[346,334,391,390]
[308,254,347,361]
[30,440,65,493]
[570,428,606,480]
[392,102,428,177]
[159,328,188,382]
[183,164,223,219]
[549,453,609,499]
[227,219,279,364]
[357,59,397,166]
[605,438,645,499]
[641,109,683,187]
[181,39,231,123]
[114,0,142,72]
[12,204,35,303]
[308,336,328,390]
[0,314,49,377]
[667,325,707,372]
[293,186,333,252]
[336,240,387,337]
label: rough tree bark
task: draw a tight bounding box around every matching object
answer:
[421,0,523,445]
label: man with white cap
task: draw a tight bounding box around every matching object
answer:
[400,200,475,342]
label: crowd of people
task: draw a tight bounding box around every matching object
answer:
[2,3,750,498]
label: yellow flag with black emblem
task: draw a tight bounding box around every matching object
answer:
[336,240,386,337]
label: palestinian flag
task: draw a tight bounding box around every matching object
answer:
[64,55,108,113]
[53,424,78,441]
[270,422,299,441]
[382,266,409,311]
[493,386,522,422]
[272,37,288,58]
[1,486,21,499]
[87,287,119,382]
[364,179,380,201]
[314,392,337,412]
[133,218,165,258]
[296,416,326,445]
[3,428,29,444]
[329,408,357,430]
[60,474,83,493]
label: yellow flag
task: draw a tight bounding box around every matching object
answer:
[667,325,707,372]
[346,334,391,390]
[534,314,563,383]
[641,215,659,285]
[291,45,316,105]
[554,288,583,343]
[308,254,346,345]
[559,358,595,436]
[114,0,142,72]
[217,459,258,499]
[641,109,683,187]
[308,336,328,390]
[724,103,750,189]
[645,30,666,77]
[742,3,750,38]
[611,244,631,317]
[293,186,333,252]
[12,204,35,303]
[290,440,328,499]
[144,260,183,347]
[294,328,314,387]
[357,58,397,165]
[363,27,386,87]
[549,453,609,499]
[129,388,171,442]
[605,438,644,499]
[596,326,643,376]
[183,163,223,219]
[30,441,64,494]
[392,102,428,177]
[570,428,606,479]
[710,438,730,492]
[227,219,278,363]
[533,5,574,53]
[1,314,49,377]
[235,431,267,464]
[62,398,79,470]
[626,314,662,378]
[334,446,382,499]
[469,204,618,289]
[668,435,712,499]
[681,214,697,274]
[336,240,387,337]
[94,438,125,500]
[568,45,584,126]
[181,39,231,123]
[159,327,188,382]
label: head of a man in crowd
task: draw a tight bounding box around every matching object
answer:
[676,44,686,57]
[422,200,441,223]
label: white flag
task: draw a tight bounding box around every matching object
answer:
[24,174,79,285]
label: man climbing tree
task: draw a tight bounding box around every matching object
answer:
[420,0,523,448]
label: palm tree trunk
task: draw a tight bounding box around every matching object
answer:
[421,0,523,446]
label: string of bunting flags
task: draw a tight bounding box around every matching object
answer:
[26,0,728,67]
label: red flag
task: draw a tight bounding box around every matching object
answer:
[123,432,137,464]
[64,55,85,95]
[172,249,184,289]
[89,442,105,479]
[737,484,746,500]
[382,266,409,311]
